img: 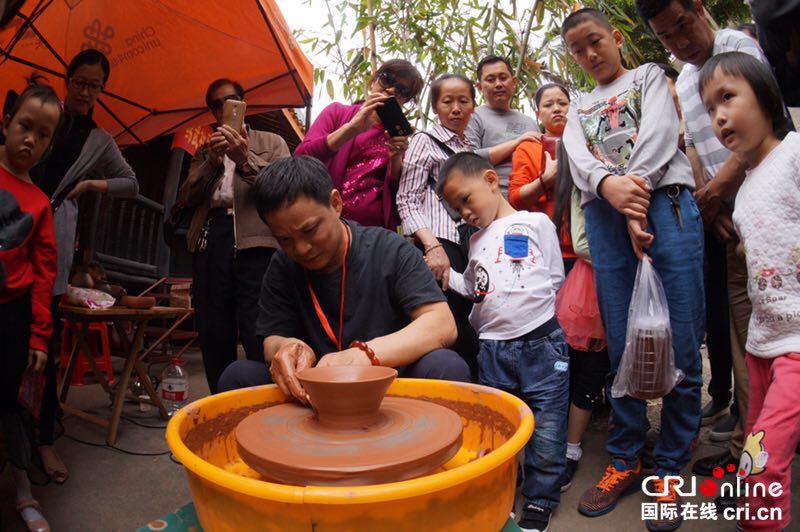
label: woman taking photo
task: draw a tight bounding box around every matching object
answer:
[295,59,423,230]
[396,73,479,375]
[31,48,139,485]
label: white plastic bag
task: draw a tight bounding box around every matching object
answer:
[611,257,684,400]
[64,285,116,310]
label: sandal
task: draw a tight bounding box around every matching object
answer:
[38,446,68,484]
[16,498,51,532]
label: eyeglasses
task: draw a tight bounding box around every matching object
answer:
[209,93,243,111]
[69,78,104,93]
[378,71,413,103]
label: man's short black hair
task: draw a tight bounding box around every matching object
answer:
[561,8,614,39]
[634,0,696,24]
[205,78,245,109]
[436,152,494,195]
[252,156,333,219]
[476,55,513,80]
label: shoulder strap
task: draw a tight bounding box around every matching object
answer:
[419,132,462,222]
[421,131,456,157]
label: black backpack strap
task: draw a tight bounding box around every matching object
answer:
[419,132,462,222]
[421,131,456,157]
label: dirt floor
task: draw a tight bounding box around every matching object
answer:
[0,347,798,531]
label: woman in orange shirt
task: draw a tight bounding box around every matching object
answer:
[508,83,576,268]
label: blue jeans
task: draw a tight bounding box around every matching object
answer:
[584,186,704,474]
[478,324,569,510]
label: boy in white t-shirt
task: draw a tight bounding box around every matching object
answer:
[437,152,566,532]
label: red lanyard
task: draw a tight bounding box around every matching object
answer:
[306,222,350,351]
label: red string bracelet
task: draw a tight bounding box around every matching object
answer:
[350,341,381,366]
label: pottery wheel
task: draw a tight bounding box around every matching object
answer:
[235,397,463,486]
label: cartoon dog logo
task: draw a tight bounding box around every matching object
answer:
[739,430,769,478]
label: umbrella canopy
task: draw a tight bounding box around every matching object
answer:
[0,0,313,145]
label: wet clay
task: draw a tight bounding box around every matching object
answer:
[403,395,515,440]
[297,365,397,429]
[183,402,279,453]
[235,396,463,486]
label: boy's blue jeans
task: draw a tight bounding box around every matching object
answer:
[478,322,569,510]
[584,186,705,474]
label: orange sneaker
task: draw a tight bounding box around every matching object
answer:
[578,459,642,517]
[645,477,683,532]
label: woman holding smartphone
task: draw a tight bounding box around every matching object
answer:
[508,83,575,267]
[294,60,423,230]
[396,73,479,376]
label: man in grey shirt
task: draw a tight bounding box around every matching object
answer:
[465,55,539,196]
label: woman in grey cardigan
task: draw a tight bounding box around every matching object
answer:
[31,49,138,485]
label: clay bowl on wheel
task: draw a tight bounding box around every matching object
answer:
[296,365,397,429]
[120,295,156,309]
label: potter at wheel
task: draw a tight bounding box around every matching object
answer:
[235,366,463,486]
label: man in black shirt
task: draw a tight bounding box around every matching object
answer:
[218,156,471,400]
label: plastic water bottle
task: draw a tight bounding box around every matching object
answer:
[161,357,189,417]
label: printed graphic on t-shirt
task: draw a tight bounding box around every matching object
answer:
[577,86,642,175]
[749,249,800,326]
[475,224,541,307]
[473,265,491,303]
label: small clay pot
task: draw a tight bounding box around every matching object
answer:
[297,365,397,429]
[120,295,156,309]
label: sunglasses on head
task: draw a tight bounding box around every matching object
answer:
[378,71,413,102]
[209,93,243,111]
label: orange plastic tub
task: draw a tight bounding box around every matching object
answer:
[166,379,533,531]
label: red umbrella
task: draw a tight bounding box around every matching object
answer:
[0,0,313,145]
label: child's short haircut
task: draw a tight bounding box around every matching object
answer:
[436,152,494,194]
[634,0,696,23]
[699,51,790,138]
[561,8,614,39]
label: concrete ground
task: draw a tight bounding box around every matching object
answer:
[0,348,798,531]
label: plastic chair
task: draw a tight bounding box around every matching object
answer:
[59,319,116,386]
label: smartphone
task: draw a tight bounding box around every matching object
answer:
[541,134,559,160]
[222,99,246,132]
[376,97,414,137]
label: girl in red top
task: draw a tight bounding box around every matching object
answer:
[0,81,61,532]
